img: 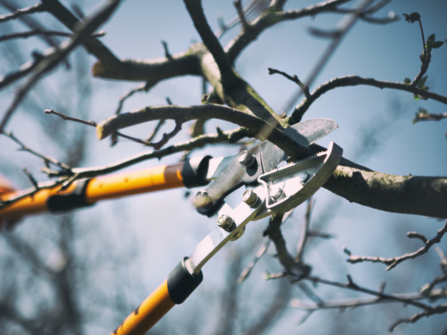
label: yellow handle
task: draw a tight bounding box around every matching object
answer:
[0,163,184,225]
[111,280,175,335]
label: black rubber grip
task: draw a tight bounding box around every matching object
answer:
[167,257,203,304]
[47,179,94,212]
[182,156,211,188]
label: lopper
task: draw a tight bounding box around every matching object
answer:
[0,119,342,334]
[0,119,337,225]
[107,120,343,335]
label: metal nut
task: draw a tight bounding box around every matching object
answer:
[242,189,260,208]
[217,214,235,232]
[238,150,255,167]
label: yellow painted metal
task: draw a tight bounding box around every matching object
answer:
[0,163,184,224]
[0,182,78,221]
[85,163,184,203]
[111,279,175,335]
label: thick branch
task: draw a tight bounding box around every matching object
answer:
[94,104,447,217]
[42,0,122,70]
[95,104,307,158]
[91,47,203,82]
[183,0,237,88]
[323,164,447,218]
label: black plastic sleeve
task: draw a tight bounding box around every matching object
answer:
[47,179,94,213]
[182,156,212,188]
[167,257,203,304]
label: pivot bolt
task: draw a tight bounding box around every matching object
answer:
[242,189,260,208]
[195,190,213,210]
[238,150,255,167]
[217,214,235,232]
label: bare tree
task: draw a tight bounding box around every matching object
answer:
[0,0,446,334]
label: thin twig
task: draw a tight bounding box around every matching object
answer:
[389,304,447,332]
[344,220,447,270]
[215,0,268,38]
[1,131,71,170]
[289,75,447,124]
[291,288,447,311]
[161,40,173,60]
[44,109,154,147]
[0,0,121,133]
[268,68,310,99]
[0,30,105,43]
[299,274,432,310]
[296,198,314,262]
[22,168,38,189]
[145,119,166,143]
[0,2,45,23]
[44,109,97,127]
[281,0,375,114]
[234,0,250,31]
[115,82,154,115]
[414,109,447,123]
[238,239,271,283]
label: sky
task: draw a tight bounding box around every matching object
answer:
[0,0,446,334]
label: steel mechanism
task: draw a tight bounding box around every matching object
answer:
[185,142,342,277]
[110,120,343,335]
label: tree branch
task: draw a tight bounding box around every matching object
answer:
[41,0,122,70]
[183,0,237,88]
[288,75,447,124]
[0,2,45,23]
[414,109,447,123]
[1,131,71,171]
[95,104,308,158]
[225,0,351,63]
[291,288,447,311]
[0,30,105,43]
[389,304,447,332]
[344,221,447,270]
[295,198,314,263]
[321,162,447,218]
[0,0,122,133]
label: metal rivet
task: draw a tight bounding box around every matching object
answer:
[298,172,310,184]
[238,150,255,167]
[270,187,283,202]
[217,214,235,232]
[242,189,260,207]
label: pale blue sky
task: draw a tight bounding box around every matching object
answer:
[1,0,446,333]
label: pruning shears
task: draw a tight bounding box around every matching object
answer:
[0,119,337,225]
[107,120,342,335]
[0,118,343,335]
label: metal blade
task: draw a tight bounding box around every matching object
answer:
[283,118,338,147]
[197,118,337,216]
[205,118,337,181]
